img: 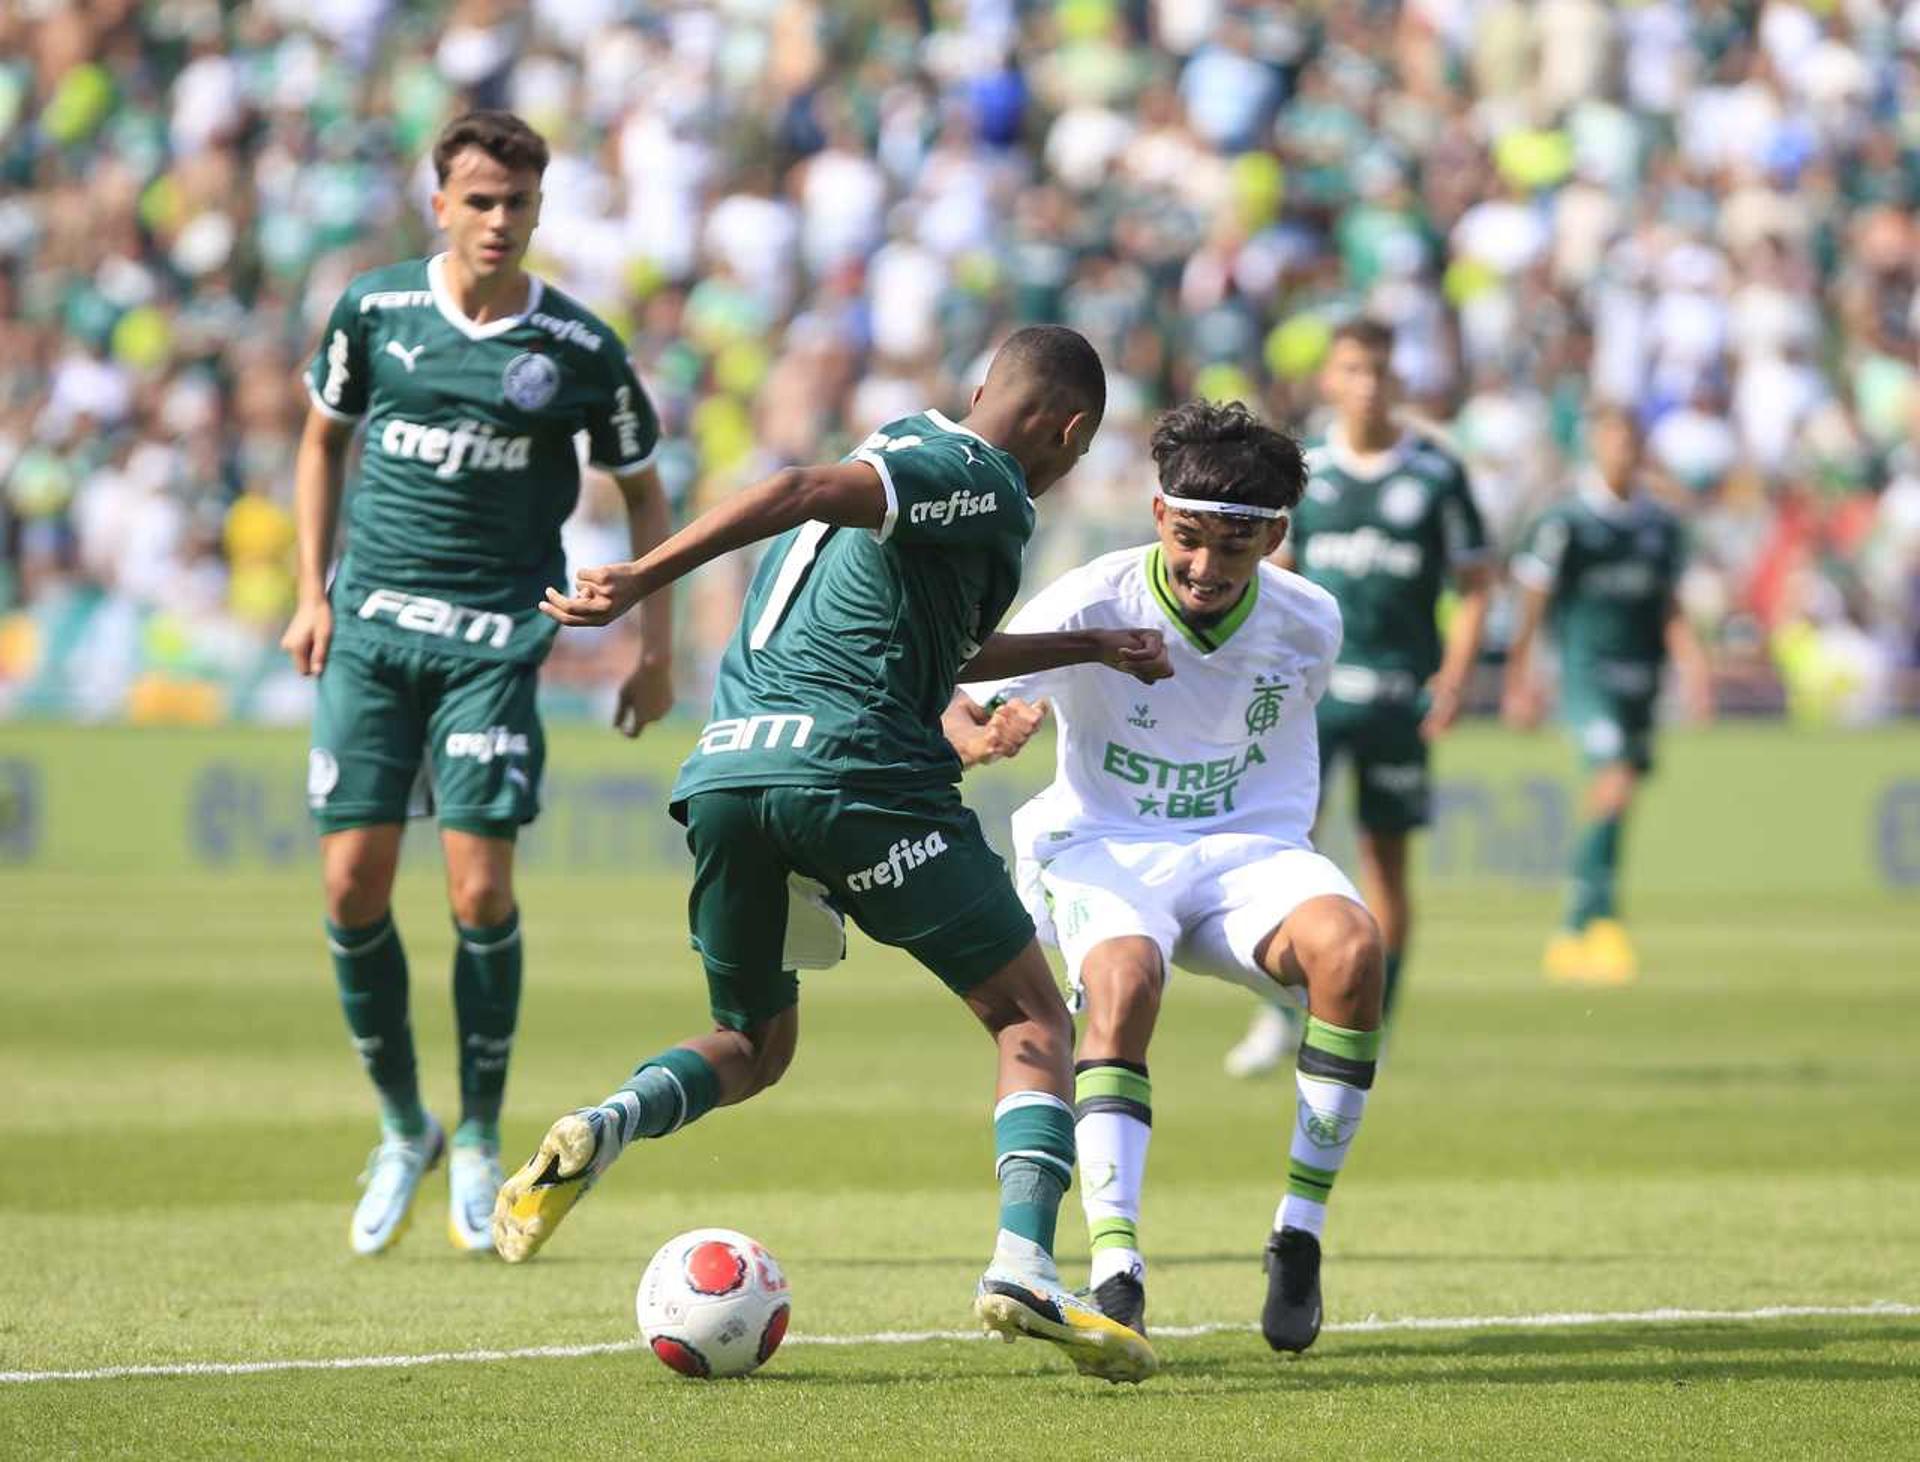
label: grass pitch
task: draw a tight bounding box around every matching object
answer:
[1,724,1916,1457]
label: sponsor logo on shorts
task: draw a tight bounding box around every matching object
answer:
[445,727,530,764]
[908,488,998,527]
[695,713,815,755]
[1365,762,1426,793]
[379,417,533,477]
[1101,738,1268,820]
[307,748,339,806]
[357,589,515,650]
[844,831,949,893]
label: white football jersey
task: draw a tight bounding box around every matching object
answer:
[963,543,1342,865]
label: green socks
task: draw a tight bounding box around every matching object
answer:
[598,1047,724,1144]
[452,911,523,1147]
[327,913,424,1137]
[1567,816,1623,930]
[992,1091,1076,1272]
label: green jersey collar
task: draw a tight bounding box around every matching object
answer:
[1324,422,1415,482]
[926,408,1028,493]
[1145,544,1258,654]
[428,253,544,342]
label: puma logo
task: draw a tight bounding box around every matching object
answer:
[385,341,425,372]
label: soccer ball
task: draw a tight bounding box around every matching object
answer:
[635,1228,791,1378]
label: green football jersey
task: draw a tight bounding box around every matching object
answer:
[306,254,659,666]
[1512,478,1687,699]
[672,410,1034,800]
[1289,426,1488,697]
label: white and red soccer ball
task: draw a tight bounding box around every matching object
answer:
[635,1228,790,1378]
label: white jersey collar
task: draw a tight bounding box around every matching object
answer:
[428,252,543,341]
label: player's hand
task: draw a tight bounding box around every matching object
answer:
[1501,678,1543,731]
[979,697,1048,763]
[613,655,674,738]
[280,597,333,677]
[541,562,647,627]
[1420,677,1465,741]
[1096,628,1173,684]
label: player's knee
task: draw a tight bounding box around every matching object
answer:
[1081,959,1161,1048]
[1296,899,1384,1018]
[448,869,515,927]
[324,860,393,928]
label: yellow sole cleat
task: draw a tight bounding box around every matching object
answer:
[491,1112,602,1264]
[974,1274,1158,1384]
[1543,931,1591,983]
[1581,919,1639,985]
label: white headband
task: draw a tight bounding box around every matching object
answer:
[1157,491,1287,520]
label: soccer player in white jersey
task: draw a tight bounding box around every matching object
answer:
[947,400,1385,1352]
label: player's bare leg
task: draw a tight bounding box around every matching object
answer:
[1253,895,1384,1352]
[966,940,1158,1383]
[441,830,521,1253]
[1073,937,1164,1335]
[493,1009,798,1263]
[323,825,446,1255]
[1552,764,1641,984]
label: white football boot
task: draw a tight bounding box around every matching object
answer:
[447,1140,504,1254]
[350,1115,446,1256]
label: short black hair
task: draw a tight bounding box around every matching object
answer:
[433,111,550,186]
[1150,400,1306,516]
[1330,317,1394,355]
[985,325,1106,421]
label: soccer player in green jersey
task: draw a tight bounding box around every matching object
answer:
[1503,406,1712,984]
[1226,318,1491,1076]
[494,327,1169,1383]
[281,113,673,1257]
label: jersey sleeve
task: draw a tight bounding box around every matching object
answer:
[306,286,371,421]
[1511,508,1570,594]
[583,354,661,474]
[855,434,1022,548]
[1438,459,1490,571]
[958,568,1093,708]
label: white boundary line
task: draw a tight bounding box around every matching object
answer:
[2,1302,1913,1385]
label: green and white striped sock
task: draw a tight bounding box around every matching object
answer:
[1278,1016,1379,1239]
[1075,1059,1151,1287]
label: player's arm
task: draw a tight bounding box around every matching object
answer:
[608,463,675,737]
[280,407,355,676]
[1424,560,1493,739]
[1666,601,1714,724]
[541,461,886,627]
[959,628,1172,686]
[942,690,1049,769]
[1500,578,1551,730]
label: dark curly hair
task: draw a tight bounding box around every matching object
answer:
[1150,400,1307,516]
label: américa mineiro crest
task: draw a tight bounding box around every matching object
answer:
[1244,674,1289,736]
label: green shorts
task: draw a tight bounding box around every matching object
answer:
[1317,695,1430,833]
[676,783,1036,1031]
[1564,689,1657,774]
[308,633,544,838]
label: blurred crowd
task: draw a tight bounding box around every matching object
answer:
[3,0,1919,724]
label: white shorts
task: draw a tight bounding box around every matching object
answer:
[1019,834,1362,1006]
